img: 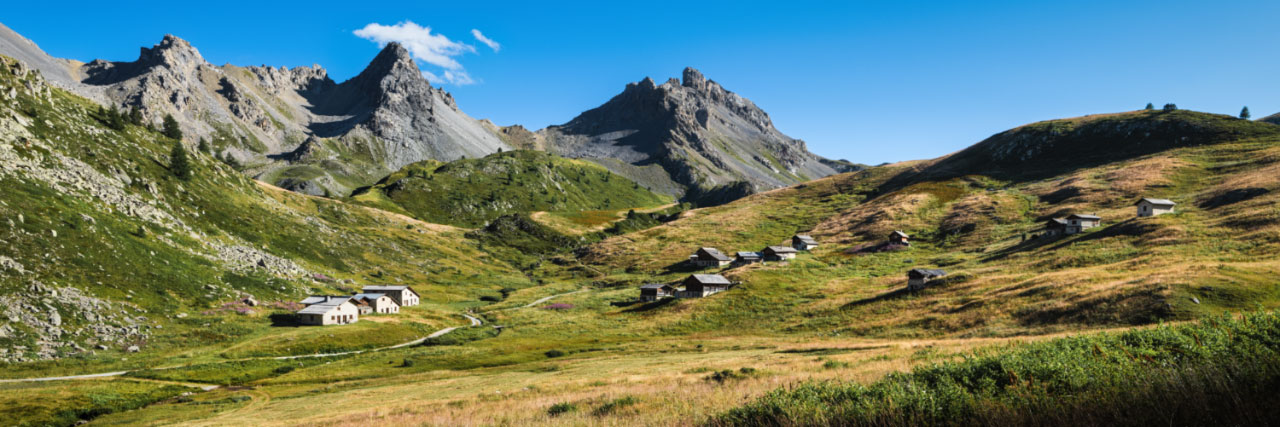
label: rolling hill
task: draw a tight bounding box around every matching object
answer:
[349,150,672,228]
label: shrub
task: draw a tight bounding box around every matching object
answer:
[545,349,566,358]
[707,367,759,383]
[593,396,639,416]
[822,360,850,369]
[479,295,501,302]
[400,358,415,367]
[272,366,295,375]
[547,402,577,416]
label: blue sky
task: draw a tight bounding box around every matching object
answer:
[6,1,1279,164]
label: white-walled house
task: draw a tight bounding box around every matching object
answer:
[362,286,420,307]
[1135,198,1176,217]
[297,300,360,326]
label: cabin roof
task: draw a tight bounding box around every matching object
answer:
[300,295,350,305]
[889,230,909,238]
[298,301,352,314]
[640,283,673,290]
[1135,198,1176,206]
[764,245,798,254]
[1067,214,1101,220]
[694,247,732,261]
[688,274,732,285]
[363,285,419,296]
[794,235,818,244]
[908,268,947,277]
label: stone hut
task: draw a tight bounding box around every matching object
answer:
[1135,198,1176,217]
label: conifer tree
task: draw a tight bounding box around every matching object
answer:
[127,106,143,125]
[162,114,183,140]
[1241,106,1251,119]
[1145,103,1154,110]
[1162,103,1177,112]
[197,137,210,154]
[169,140,192,180]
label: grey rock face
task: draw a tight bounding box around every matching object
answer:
[0,26,508,197]
[540,67,856,203]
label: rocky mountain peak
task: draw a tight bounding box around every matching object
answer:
[137,34,207,70]
[682,67,707,91]
[357,42,422,84]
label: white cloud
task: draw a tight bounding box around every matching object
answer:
[354,21,482,85]
[471,29,500,52]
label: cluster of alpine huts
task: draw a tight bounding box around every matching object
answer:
[641,197,1179,300]
[294,286,422,326]
[636,235,822,302]
[908,197,1177,290]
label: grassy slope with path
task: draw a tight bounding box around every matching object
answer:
[7,50,1280,426]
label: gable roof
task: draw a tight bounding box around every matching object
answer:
[350,293,391,302]
[640,283,674,290]
[300,295,350,305]
[1135,198,1176,206]
[362,285,419,297]
[298,301,354,315]
[687,274,732,285]
[889,230,909,238]
[908,268,947,278]
[693,247,732,261]
[793,235,818,244]
[1067,214,1101,220]
[764,245,797,254]
[736,251,762,258]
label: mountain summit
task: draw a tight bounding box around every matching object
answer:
[0,26,508,196]
[539,67,856,203]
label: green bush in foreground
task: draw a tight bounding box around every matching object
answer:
[716,311,1280,426]
[547,402,577,416]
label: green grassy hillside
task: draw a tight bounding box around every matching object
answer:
[8,47,1280,426]
[350,150,672,227]
[0,55,530,369]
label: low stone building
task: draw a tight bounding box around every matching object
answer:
[350,293,400,314]
[297,300,360,326]
[1135,198,1176,217]
[792,235,819,251]
[1066,214,1101,234]
[762,246,797,261]
[362,286,420,307]
[734,251,763,265]
[678,274,733,298]
[907,268,947,291]
[689,247,732,267]
[888,230,910,245]
[639,284,676,302]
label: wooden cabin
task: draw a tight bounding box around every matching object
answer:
[679,274,733,298]
[734,251,763,265]
[1066,214,1101,234]
[1135,198,1176,217]
[792,235,820,251]
[688,247,732,267]
[639,284,676,302]
[907,268,947,291]
[762,246,798,261]
[888,230,910,245]
[361,286,420,307]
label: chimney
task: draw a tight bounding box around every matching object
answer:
[325,296,331,302]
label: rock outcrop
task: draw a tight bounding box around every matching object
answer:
[539,67,857,204]
[0,24,508,196]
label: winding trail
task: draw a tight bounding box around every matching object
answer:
[517,288,589,309]
[0,312,480,384]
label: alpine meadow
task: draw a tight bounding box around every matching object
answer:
[3,3,1280,426]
